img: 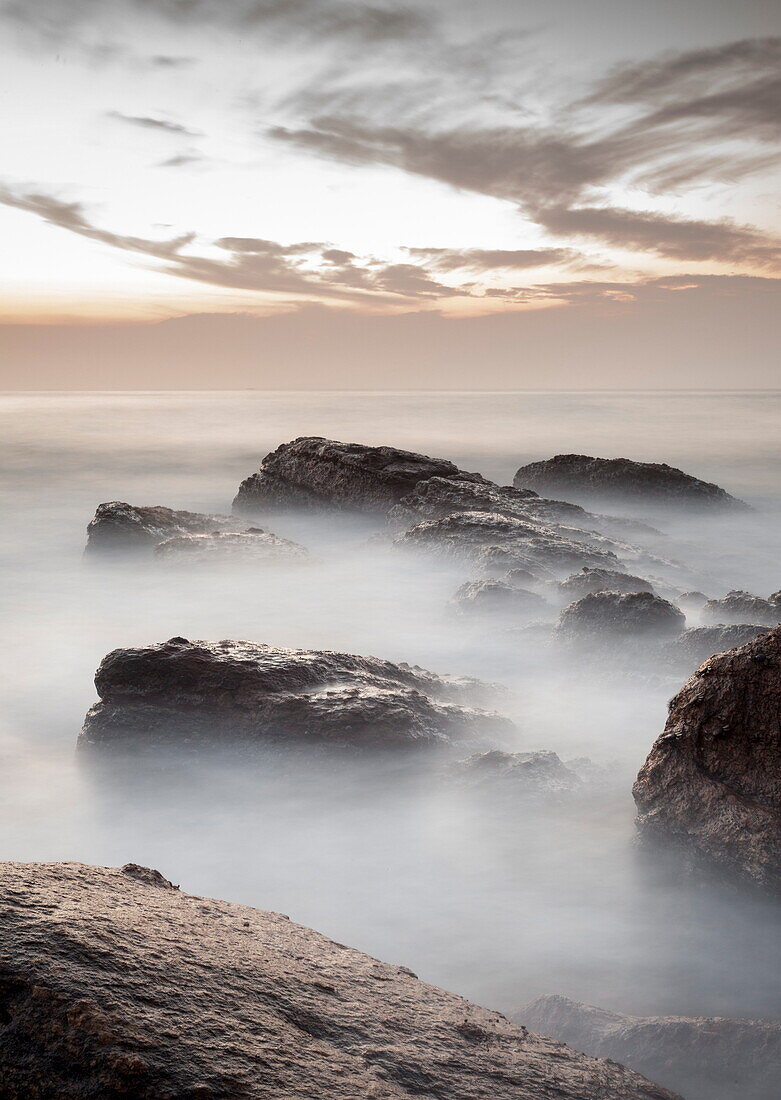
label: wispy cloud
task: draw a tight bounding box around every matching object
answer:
[107,110,201,137]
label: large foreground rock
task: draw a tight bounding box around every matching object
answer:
[634,626,781,889]
[514,455,746,510]
[557,591,685,643]
[0,862,679,1100]
[85,501,245,556]
[80,637,511,751]
[233,436,486,515]
[520,994,781,1100]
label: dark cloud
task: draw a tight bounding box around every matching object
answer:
[157,152,205,167]
[107,110,200,136]
[149,54,197,67]
[407,247,577,272]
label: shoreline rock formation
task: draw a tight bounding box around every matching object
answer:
[514,454,747,510]
[79,637,512,751]
[669,625,769,669]
[557,591,685,644]
[634,626,781,890]
[519,994,781,1100]
[0,861,680,1099]
[557,566,654,603]
[154,529,309,565]
[702,591,780,627]
[85,501,247,556]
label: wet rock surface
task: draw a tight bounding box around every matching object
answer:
[233,436,486,515]
[557,591,685,643]
[519,994,781,1100]
[451,579,551,620]
[702,590,780,626]
[669,625,770,669]
[634,626,781,890]
[0,861,680,1100]
[79,637,512,751]
[85,501,243,556]
[514,454,747,510]
[558,567,654,602]
[154,529,309,565]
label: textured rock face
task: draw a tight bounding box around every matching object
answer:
[634,627,781,889]
[558,567,654,602]
[154,529,308,565]
[670,625,770,668]
[79,637,511,751]
[233,436,486,515]
[395,511,619,576]
[0,862,679,1100]
[451,579,551,619]
[449,749,580,797]
[520,994,781,1100]
[702,590,780,627]
[85,501,242,556]
[513,454,746,509]
[557,591,685,642]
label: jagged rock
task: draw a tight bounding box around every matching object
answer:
[675,591,708,614]
[770,590,781,610]
[519,994,781,1100]
[0,861,680,1100]
[85,501,244,556]
[448,749,580,797]
[79,637,512,751]
[634,627,781,890]
[451,580,551,620]
[233,436,487,515]
[557,592,685,643]
[558,567,654,602]
[154,529,309,565]
[395,511,619,576]
[702,591,780,627]
[514,454,747,510]
[670,625,770,668]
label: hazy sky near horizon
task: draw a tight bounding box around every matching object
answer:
[1,0,780,386]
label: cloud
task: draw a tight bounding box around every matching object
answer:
[406,247,578,272]
[107,110,200,136]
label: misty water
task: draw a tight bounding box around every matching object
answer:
[1,390,780,1026]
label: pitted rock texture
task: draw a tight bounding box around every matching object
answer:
[634,626,781,889]
[233,436,486,515]
[448,750,580,797]
[395,512,619,576]
[558,567,654,602]
[702,591,780,627]
[85,501,244,556]
[0,861,680,1100]
[514,454,746,510]
[154,529,309,565]
[451,580,551,620]
[670,625,770,669]
[79,638,511,751]
[557,591,685,642]
[520,994,781,1100]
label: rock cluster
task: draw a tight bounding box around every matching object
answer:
[0,861,680,1100]
[85,501,244,556]
[669,625,769,669]
[520,994,781,1100]
[634,626,781,890]
[514,454,746,510]
[449,749,580,797]
[79,637,512,751]
[702,590,780,627]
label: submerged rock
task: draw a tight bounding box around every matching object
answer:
[514,454,747,510]
[0,861,679,1100]
[675,591,708,615]
[670,625,770,668]
[85,501,243,556]
[702,590,780,627]
[395,511,619,576]
[520,994,781,1100]
[634,626,781,890]
[557,591,685,643]
[233,436,486,515]
[451,579,551,620]
[449,749,580,797]
[79,637,511,751]
[558,566,654,602]
[154,529,309,565]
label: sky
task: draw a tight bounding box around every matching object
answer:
[1,0,780,387]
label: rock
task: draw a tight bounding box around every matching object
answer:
[85,501,245,556]
[79,637,512,751]
[451,580,551,620]
[675,591,708,614]
[233,436,487,515]
[557,592,685,643]
[670,625,770,669]
[770,590,781,610]
[702,591,780,627]
[448,749,580,797]
[513,454,747,510]
[154,529,309,565]
[634,626,781,890]
[558,567,654,602]
[519,994,781,1100]
[0,861,680,1100]
[395,511,620,577]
